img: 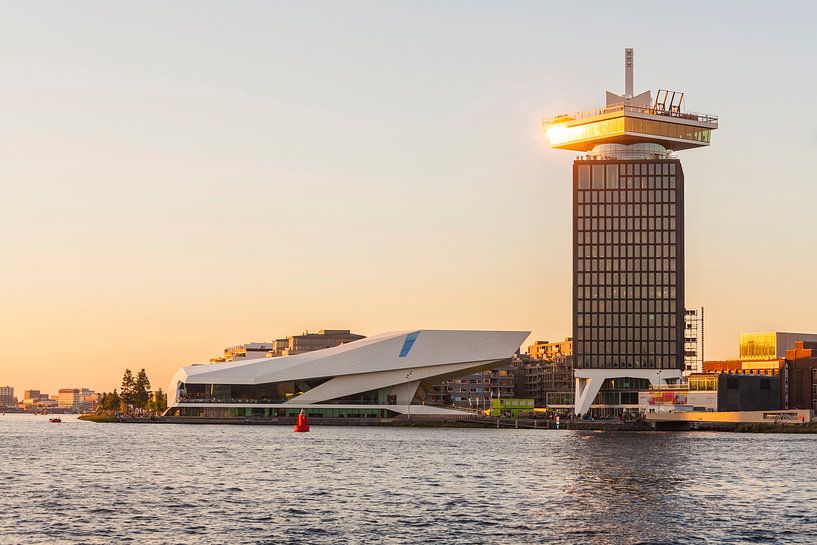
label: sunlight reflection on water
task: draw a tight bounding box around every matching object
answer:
[1,414,815,545]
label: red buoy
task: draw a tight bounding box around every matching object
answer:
[294,409,310,432]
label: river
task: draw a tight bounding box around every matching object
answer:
[1,414,814,544]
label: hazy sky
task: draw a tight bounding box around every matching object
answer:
[2,1,816,395]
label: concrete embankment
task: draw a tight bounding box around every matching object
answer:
[79,413,654,430]
[735,422,817,433]
[647,409,814,432]
[82,414,545,428]
[79,413,817,432]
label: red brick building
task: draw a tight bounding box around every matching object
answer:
[703,359,784,376]
[783,341,817,411]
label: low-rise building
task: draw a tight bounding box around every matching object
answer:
[783,341,817,412]
[23,390,50,402]
[213,343,275,362]
[0,386,14,407]
[269,338,286,355]
[543,376,649,418]
[739,331,817,361]
[57,388,97,412]
[639,373,780,413]
[270,330,366,357]
[0,386,17,407]
[57,389,80,409]
[715,374,780,411]
[703,359,785,376]
[428,361,516,410]
[526,338,573,361]
[512,336,575,409]
[211,331,366,362]
[21,390,53,409]
[515,355,573,408]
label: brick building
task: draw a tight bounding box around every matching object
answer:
[703,359,785,376]
[515,355,574,408]
[783,341,817,411]
[428,361,516,410]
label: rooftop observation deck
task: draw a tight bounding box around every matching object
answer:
[543,101,718,152]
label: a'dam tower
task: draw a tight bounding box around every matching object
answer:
[543,49,718,415]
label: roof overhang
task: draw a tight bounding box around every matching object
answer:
[544,105,718,152]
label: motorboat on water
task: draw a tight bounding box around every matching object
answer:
[48,417,62,423]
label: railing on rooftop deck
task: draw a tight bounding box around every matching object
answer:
[546,102,718,126]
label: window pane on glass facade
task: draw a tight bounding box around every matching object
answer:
[606,165,618,189]
[592,165,605,189]
[578,165,590,189]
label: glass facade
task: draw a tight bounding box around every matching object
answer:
[180,381,406,406]
[688,375,717,391]
[180,379,332,404]
[573,159,684,370]
[548,117,625,146]
[548,115,711,147]
[172,406,397,418]
[545,379,650,408]
[594,378,650,405]
[739,332,777,360]
[625,117,711,143]
[320,387,394,405]
[546,391,575,406]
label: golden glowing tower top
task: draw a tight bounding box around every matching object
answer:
[543,49,718,155]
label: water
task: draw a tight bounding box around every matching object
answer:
[1,414,815,545]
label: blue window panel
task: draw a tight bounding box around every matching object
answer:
[399,331,419,358]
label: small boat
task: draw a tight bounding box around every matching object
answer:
[49,417,62,423]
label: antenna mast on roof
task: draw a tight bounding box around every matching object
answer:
[605,48,649,107]
[625,48,633,98]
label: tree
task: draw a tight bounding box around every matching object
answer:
[134,369,152,409]
[108,389,122,412]
[121,369,135,408]
[96,389,122,414]
[148,388,167,413]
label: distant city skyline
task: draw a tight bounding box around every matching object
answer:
[2,1,817,394]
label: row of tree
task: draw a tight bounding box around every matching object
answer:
[97,369,167,414]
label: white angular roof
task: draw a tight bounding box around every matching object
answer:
[167,329,529,409]
[175,329,529,385]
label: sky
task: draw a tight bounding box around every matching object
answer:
[2,1,816,396]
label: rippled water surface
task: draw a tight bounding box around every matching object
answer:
[2,414,816,544]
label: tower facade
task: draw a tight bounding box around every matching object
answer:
[544,49,717,415]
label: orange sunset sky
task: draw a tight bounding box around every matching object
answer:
[2,2,816,395]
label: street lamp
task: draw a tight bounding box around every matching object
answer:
[657,368,663,413]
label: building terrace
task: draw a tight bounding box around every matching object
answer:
[543,98,718,152]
